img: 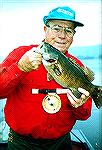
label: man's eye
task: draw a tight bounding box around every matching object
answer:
[66,29,72,33]
[53,27,60,31]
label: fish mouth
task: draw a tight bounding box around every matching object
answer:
[42,52,58,64]
[42,58,57,66]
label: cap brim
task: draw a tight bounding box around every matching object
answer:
[43,16,84,27]
[67,20,84,27]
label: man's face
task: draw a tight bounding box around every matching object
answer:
[44,20,76,53]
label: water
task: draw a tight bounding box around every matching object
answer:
[81,58,101,85]
[73,58,102,149]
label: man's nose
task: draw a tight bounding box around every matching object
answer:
[59,29,66,38]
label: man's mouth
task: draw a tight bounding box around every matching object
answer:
[56,42,66,45]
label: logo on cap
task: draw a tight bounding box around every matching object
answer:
[57,8,74,17]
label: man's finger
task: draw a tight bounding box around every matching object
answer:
[78,87,89,97]
[67,89,79,102]
[67,93,76,105]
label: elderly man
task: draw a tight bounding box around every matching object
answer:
[0,6,93,150]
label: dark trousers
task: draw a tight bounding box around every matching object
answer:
[8,129,72,150]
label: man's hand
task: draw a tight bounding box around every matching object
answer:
[18,49,42,72]
[67,88,90,108]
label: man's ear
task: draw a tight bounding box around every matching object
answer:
[44,26,47,32]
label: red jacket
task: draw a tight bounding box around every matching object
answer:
[0,45,92,139]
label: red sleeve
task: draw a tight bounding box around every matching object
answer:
[66,52,92,120]
[0,45,35,98]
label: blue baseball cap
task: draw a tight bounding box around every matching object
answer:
[43,6,84,27]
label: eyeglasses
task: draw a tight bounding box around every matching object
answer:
[47,25,76,38]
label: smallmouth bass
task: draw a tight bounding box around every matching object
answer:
[41,42,102,109]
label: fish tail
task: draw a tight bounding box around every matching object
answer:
[92,86,102,109]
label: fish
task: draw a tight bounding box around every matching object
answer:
[41,42,102,109]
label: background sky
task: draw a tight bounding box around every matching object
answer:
[0,0,101,57]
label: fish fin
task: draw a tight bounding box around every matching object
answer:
[47,73,53,81]
[69,57,95,82]
[92,86,102,109]
[82,66,95,81]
